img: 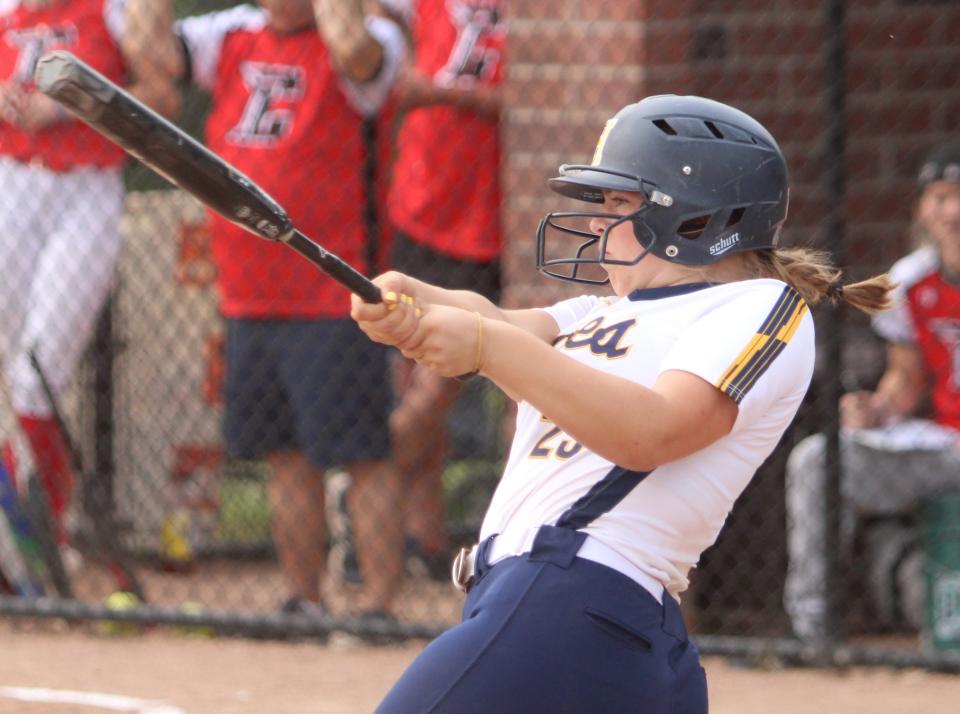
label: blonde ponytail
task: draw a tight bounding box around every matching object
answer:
[742,248,896,315]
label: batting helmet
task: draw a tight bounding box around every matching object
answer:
[536,95,789,284]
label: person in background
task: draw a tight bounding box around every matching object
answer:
[784,140,960,641]
[126,0,406,620]
[0,0,177,562]
[387,0,505,576]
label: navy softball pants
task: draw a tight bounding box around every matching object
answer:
[375,526,708,714]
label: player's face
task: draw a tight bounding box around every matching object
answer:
[590,190,686,295]
[917,180,960,271]
[260,0,316,33]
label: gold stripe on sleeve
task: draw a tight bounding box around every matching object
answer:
[715,287,808,403]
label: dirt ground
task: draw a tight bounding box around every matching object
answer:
[2,622,959,714]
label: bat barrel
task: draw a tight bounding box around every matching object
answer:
[35,51,294,241]
[34,51,383,304]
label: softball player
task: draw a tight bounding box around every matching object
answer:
[354,95,896,713]
[0,0,175,548]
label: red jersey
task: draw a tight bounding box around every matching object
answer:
[180,7,404,318]
[0,0,127,170]
[388,0,505,262]
[874,246,960,429]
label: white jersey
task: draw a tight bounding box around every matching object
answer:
[480,279,815,600]
[870,244,939,345]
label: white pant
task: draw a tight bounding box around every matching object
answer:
[783,429,960,639]
[0,157,123,416]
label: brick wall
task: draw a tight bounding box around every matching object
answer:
[502,0,649,306]
[502,0,960,304]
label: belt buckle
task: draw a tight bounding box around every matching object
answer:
[451,544,478,593]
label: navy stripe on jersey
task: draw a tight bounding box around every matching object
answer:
[715,285,808,404]
[555,466,651,530]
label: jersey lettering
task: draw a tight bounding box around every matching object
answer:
[436,0,502,86]
[227,61,306,148]
[4,24,78,83]
[529,423,583,461]
[555,317,635,359]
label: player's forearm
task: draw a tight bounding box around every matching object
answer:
[874,371,925,420]
[403,80,500,118]
[314,0,384,83]
[402,275,501,317]
[126,77,180,118]
[401,275,557,341]
[478,320,685,471]
[874,343,928,420]
[446,83,499,117]
[124,0,185,79]
[123,0,184,116]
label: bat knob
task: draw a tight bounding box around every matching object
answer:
[35,51,113,121]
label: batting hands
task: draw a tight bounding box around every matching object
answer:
[351,273,485,378]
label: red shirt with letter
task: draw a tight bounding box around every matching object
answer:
[874,246,960,429]
[0,0,126,170]
[904,272,960,429]
[388,0,505,262]
[180,7,403,318]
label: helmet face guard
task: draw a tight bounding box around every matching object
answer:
[536,209,654,285]
[536,96,789,286]
[535,164,669,285]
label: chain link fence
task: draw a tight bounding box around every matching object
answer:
[2,0,960,670]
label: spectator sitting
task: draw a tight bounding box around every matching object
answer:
[784,140,960,642]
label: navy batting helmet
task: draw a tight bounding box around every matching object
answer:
[536,95,789,284]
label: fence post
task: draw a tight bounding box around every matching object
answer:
[90,301,116,519]
[821,0,848,660]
